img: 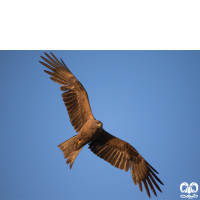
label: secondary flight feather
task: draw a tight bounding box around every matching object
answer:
[40,52,164,198]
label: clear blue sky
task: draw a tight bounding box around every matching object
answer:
[0,51,200,199]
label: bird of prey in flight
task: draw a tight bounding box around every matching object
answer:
[40,52,163,198]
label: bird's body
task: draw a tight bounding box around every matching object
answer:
[73,120,103,150]
[40,52,164,198]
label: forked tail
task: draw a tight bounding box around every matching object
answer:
[58,135,83,169]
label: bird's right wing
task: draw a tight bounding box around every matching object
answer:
[40,52,95,132]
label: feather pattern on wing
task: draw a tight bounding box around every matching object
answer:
[40,52,94,132]
[89,129,164,198]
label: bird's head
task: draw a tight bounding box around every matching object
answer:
[95,120,103,128]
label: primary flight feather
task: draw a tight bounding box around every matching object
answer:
[40,52,163,198]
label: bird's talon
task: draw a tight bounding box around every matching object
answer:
[77,140,81,144]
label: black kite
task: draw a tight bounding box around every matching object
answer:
[40,52,163,198]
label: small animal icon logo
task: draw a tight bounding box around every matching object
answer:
[180,182,198,199]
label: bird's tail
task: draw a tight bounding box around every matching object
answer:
[58,135,83,169]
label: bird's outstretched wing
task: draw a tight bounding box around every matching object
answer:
[40,52,95,132]
[89,129,164,198]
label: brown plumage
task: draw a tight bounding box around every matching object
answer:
[40,52,164,198]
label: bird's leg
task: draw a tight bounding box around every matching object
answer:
[73,139,82,151]
[72,138,81,150]
[77,140,81,144]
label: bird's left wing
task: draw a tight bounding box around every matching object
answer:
[89,129,163,198]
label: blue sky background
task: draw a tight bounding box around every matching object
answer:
[0,51,200,199]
